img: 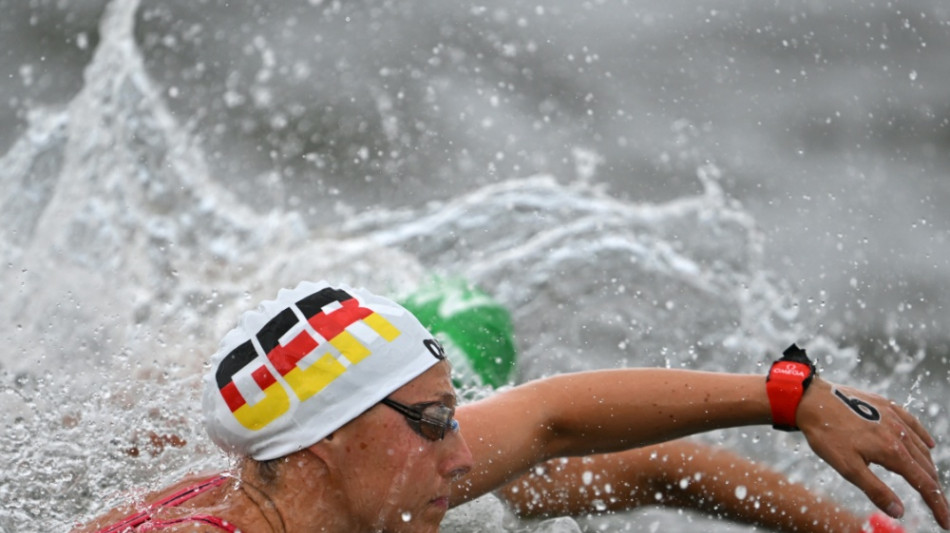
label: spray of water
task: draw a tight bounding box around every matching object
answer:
[1,1,946,532]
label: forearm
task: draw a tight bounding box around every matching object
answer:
[456,369,772,504]
[534,369,772,457]
[500,440,869,533]
[643,441,867,533]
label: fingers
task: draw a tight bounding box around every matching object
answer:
[843,461,905,520]
[891,400,936,449]
[880,401,941,484]
[869,418,950,529]
[908,471,950,530]
[878,447,948,525]
[924,485,950,530]
[900,426,939,484]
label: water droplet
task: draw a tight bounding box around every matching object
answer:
[581,470,593,485]
[401,511,412,522]
[735,485,748,500]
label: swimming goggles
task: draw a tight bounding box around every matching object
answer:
[380,398,460,441]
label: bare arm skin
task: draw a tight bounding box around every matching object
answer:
[499,440,874,533]
[452,369,949,529]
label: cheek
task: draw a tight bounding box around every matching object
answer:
[391,444,436,486]
[339,418,436,494]
[344,422,412,473]
[344,418,392,454]
[373,440,431,485]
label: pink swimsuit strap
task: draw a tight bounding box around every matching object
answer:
[95,474,238,532]
[134,514,238,532]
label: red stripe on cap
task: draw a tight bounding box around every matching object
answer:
[267,330,319,375]
[220,365,279,413]
[252,365,278,389]
[308,299,373,340]
[220,382,246,412]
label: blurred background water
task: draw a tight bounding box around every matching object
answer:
[0,1,948,531]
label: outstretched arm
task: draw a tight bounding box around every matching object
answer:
[453,369,948,529]
[499,439,893,533]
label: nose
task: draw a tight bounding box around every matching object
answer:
[440,426,474,481]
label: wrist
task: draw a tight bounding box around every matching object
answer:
[766,344,818,431]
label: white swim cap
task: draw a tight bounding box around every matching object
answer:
[202,281,446,460]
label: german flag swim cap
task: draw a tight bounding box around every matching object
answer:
[202,281,446,460]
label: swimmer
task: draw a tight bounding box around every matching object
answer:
[73,281,949,532]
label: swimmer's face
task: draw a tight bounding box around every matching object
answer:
[321,361,473,532]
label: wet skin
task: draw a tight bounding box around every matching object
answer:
[314,361,474,532]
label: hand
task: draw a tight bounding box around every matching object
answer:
[796,378,950,530]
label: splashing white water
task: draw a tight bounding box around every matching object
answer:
[1,1,947,532]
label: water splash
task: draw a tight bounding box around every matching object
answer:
[2,1,947,532]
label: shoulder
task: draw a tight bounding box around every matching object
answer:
[457,381,549,432]
[70,473,236,533]
[72,510,240,533]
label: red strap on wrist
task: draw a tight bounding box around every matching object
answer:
[766,361,812,430]
[863,512,906,533]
